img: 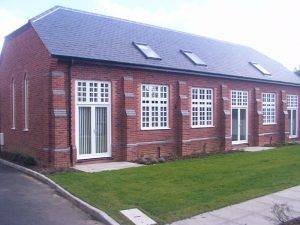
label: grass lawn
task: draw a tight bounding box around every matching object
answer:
[50,145,300,224]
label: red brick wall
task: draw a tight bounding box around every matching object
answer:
[1,27,300,168]
[66,62,300,163]
[0,25,54,166]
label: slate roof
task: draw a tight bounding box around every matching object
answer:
[23,6,300,85]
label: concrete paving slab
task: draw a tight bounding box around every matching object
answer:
[171,185,300,225]
[243,146,275,152]
[120,208,156,225]
[231,213,272,225]
[74,162,142,173]
[254,195,300,213]
[235,199,272,213]
[274,189,300,200]
[171,212,226,225]
[216,221,243,225]
[209,205,252,220]
[289,186,300,192]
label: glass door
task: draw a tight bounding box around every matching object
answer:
[231,91,248,145]
[76,81,111,160]
[287,95,298,139]
[288,109,298,138]
[232,108,248,144]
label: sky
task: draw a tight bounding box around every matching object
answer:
[0,0,299,71]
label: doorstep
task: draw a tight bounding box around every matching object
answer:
[243,146,275,152]
[73,161,143,173]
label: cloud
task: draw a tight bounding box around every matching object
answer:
[0,8,25,50]
[93,0,300,70]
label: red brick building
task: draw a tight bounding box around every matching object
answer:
[0,6,299,168]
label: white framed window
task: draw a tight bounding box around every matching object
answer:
[231,90,248,107]
[24,74,29,131]
[181,51,207,66]
[141,84,168,130]
[12,78,16,129]
[287,95,298,138]
[262,93,276,125]
[288,95,298,109]
[191,88,213,128]
[133,42,161,60]
[77,81,110,104]
[75,80,112,159]
[250,62,271,75]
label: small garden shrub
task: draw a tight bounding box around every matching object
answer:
[0,151,37,167]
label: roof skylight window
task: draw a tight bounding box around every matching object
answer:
[133,42,161,60]
[181,50,206,66]
[250,62,271,75]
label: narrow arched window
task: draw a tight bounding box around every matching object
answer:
[12,78,16,129]
[24,74,29,131]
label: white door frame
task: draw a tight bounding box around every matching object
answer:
[75,80,112,160]
[231,90,248,145]
[288,108,298,138]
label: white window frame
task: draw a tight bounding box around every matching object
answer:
[231,90,248,145]
[262,93,276,125]
[75,80,112,159]
[287,95,298,138]
[141,84,169,130]
[191,88,214,128]
[23,75,29,131]
[12,78,16,130]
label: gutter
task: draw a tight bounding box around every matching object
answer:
[67,59,74,166]
[52,55,300,87]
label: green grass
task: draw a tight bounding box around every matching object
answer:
[50,145,300,224]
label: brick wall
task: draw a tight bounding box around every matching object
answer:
[1,26,300,168]
[66,62,300,164]
[0,26,54,166]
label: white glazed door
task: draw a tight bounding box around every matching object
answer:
[231,91,248,145]
[76,81,111,160]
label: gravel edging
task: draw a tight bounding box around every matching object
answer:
[0,158,120,225]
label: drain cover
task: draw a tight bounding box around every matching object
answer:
[120,208,156,225]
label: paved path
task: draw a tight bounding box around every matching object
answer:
[0,163,104,225]
[74,161,142,173]
[171,186,300,225]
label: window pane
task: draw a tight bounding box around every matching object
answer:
[78,107,91,155]
[95,107,107,153]
[240,109,247,141]
[292,109,297,136]
[134,43,161,59]
[182,51,206,66]
[232,109,239,141]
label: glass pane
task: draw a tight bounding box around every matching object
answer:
[79,107,91,155]
[95,107,107,153]
[232,109,238,141]
[240,109,247,141]
[288,110,292,135]
[292,110,297,136]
